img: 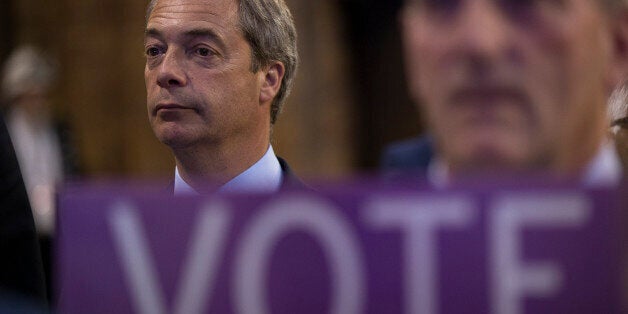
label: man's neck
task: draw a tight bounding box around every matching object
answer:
[173,135,270,192]
[556,105,609,175]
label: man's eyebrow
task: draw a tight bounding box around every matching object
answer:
[183,28,227,51]
[183,28,221,39]
[144,28,226,47]
[144,28,162,40]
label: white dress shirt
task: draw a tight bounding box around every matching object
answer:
[581,142,622,187]
[174,145,283,195]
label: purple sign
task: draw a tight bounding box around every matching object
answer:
[56,184,624,314]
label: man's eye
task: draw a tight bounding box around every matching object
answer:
[196,47,213,57]
[146,47,161,57]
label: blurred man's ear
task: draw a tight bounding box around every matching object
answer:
[608,9,628,92]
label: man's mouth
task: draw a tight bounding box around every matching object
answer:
[445,85,533,126]
[449,87,527,107]
[154,103,197,114]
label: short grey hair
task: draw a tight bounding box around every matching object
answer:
[146,0,298,124]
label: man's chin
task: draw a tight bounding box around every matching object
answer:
[451,145,536,174]
[160,137,196,150]
[154,129,197,150]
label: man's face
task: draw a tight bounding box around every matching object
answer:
[402,0,618,174]
[145,0,267,150]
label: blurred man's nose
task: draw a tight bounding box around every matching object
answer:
[157,50,188,88]
[454,0,511,62]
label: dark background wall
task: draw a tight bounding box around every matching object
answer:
[339,0,422,169]
[0,2,15,62]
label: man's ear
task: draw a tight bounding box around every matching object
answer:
[608,9,628,90]
[259,61,285,104]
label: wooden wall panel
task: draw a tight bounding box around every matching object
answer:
[14,0,173,178]
[273,0,356,179]
[0,2,15,63]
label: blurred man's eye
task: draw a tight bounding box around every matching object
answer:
[420,0,461,13]
[415,0,564,17]
[500,0,536,12]
[499,0,564,17]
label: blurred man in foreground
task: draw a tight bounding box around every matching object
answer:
[396,0,628,185]
[144,0,300,194]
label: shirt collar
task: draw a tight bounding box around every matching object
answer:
[428,141,622,188]
[582,141,622,187]
[174,145,283,195]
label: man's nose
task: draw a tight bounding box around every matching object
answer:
[455,0,511,62]
[157,49,188,88]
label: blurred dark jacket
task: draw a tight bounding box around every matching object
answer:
[0,113,46,304]
[380,135,434,178]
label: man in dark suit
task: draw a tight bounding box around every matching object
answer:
[0,113,46,304]
[144,0,301,194]
[387,0,628,185]
[381,136,434,177]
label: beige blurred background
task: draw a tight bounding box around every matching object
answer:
[2,0,423,180]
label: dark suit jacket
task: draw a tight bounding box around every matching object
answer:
[380,135,435,177]
[0,114,47,304]
[277,157,307,190]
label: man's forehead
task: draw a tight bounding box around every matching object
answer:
[149,0,237,21]
[147,0,240,32]
[152,0,234,9]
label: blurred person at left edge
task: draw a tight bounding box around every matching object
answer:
[1,46,81,236]
[144,0,303,194]
[0,112,47,310]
